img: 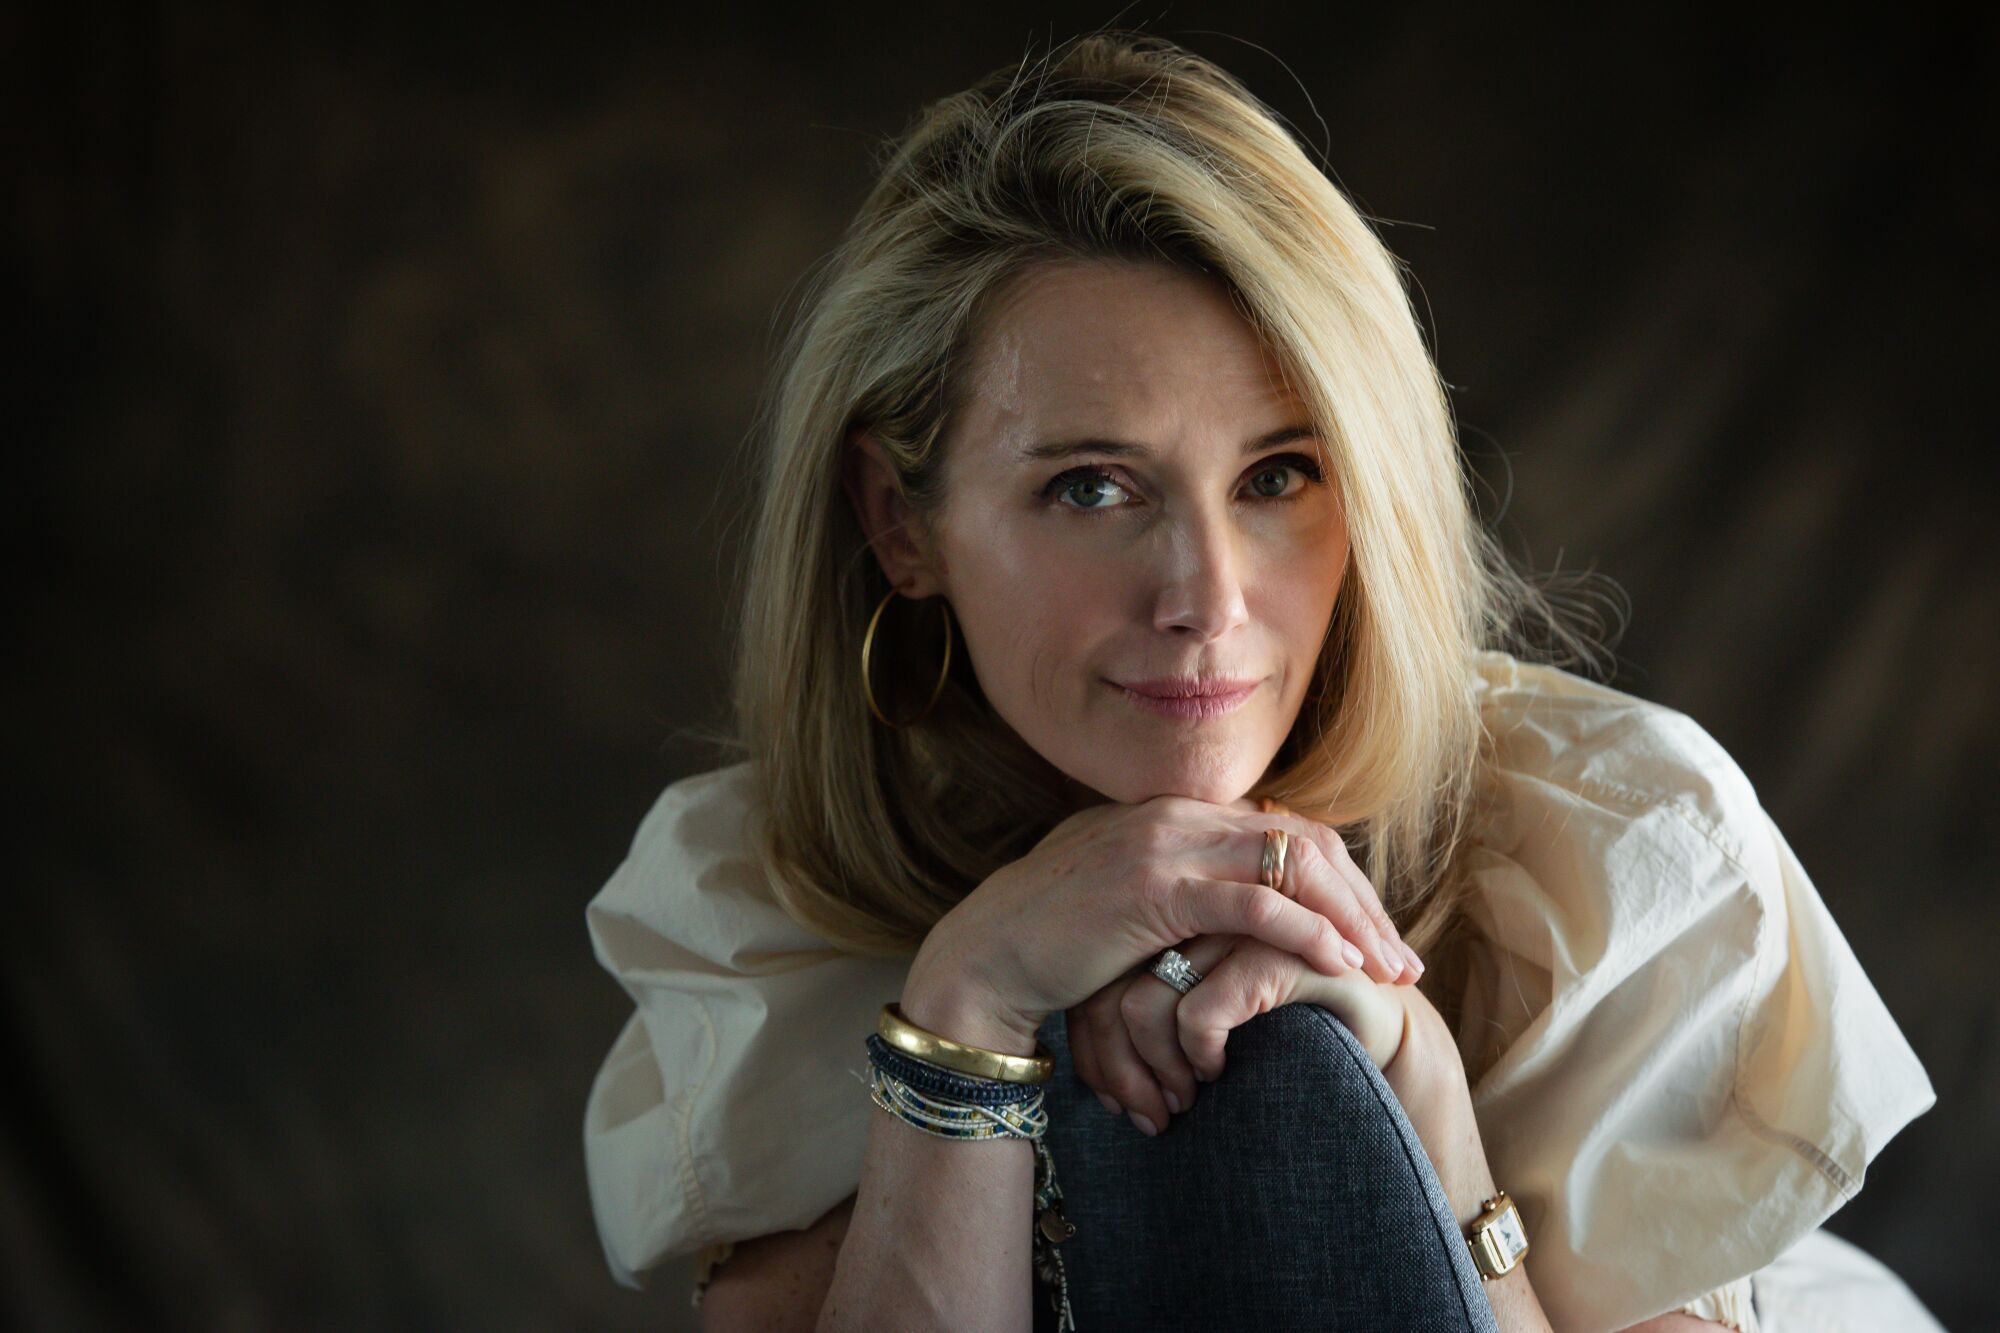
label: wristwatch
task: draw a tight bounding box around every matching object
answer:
[1465,1190,1530,1281]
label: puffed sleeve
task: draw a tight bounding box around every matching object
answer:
[1454,655,1936,1333]
[581,761,917,1293]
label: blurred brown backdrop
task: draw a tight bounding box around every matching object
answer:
[10,4,1995,1329]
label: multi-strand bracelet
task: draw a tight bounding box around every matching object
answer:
[865,1003,1077,1331]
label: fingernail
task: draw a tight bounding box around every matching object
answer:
[1097,1092,1122,1116]
[1129,1111,1158,1137]
[1164,1090,1182,1114]
[1341,941,1365,969]
[1403,943,1425,976]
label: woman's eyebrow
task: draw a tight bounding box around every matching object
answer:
[1018,422,1317,462]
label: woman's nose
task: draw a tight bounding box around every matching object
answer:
[1151,508,1251,640]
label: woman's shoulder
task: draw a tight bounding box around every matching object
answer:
[617,759,762,867]
[586,759,835,977]
[1467,649,1767,871]
[581,758,910,1291]
[1453,650,1793,1095]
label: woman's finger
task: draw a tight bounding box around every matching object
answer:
[1292,820,1422,982]
[1265,832,1403,983]
[1242,799,1418,983]
[1073,979,1173,1136]
[1178,939,1406,1079]
[1163,874,1360,980]
[1062,1002,1124,1118]
[1119,933,1240,1113]
[1204,806,1404,983]
[1173,937,1301,1077]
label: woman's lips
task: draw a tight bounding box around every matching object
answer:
[1110,677,1260,720]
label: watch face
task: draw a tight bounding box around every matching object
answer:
[1492,1205,1529,1260]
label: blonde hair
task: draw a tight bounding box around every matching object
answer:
[718,30,1618,1016]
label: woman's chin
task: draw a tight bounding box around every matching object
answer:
[1073,760,1263,809]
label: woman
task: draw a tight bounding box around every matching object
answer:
[582,31,1938,1332]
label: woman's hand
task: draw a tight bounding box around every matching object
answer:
[1066,798,1423,1135]
[905,794,1411,1061]
[1080,935,1449,1133]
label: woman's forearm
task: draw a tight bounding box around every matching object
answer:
[1413,1070,1550,1331]
[1388,1011,1554,1333]
[818,975,1041,1332]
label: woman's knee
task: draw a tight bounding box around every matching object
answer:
[1034,1004,1494,1330]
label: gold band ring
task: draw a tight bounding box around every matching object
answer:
[1261,827,1291,896]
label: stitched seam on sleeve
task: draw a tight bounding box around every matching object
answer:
[1561,775,1752,868]
[678,992,722,1247]
[1728,1086,1857,1197]
[1299,1005,1491,1331]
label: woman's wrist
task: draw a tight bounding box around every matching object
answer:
[900,959,1045,1059]
[1380,998,1485,1217]
[1379,992,1453,1121]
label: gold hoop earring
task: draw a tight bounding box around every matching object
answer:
[861,588,953,728]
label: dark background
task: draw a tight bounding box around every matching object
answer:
[11,4,1995,1329]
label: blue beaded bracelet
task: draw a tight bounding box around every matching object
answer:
[865,1033,1040,1107]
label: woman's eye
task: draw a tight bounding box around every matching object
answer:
[1051,470,1132,510]
[1042,452,1325,513]
[1247,463,1300,499]
[1247,452,1326,499]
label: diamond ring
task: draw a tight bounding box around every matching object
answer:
[1148,947,1203,994]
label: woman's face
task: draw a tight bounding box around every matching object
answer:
[849,257,1349,807]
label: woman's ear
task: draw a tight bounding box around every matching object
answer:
[840,427,947,598]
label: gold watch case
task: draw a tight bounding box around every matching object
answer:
[1467,1190,1530,1281]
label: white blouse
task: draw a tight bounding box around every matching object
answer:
[582,650,1940,1332]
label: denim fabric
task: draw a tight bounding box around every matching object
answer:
[1029,1003,1500,1332]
